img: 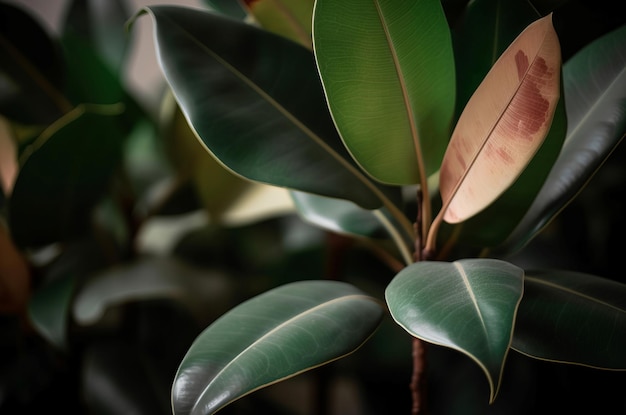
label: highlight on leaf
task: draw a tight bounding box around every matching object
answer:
[437,13,561,225]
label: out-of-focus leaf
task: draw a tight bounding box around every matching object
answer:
[0,2,70,124]
[202,0,248,19]
[452,0,540,119]
[0,223,30,314]
[73,256,232,326]
[9,104,126,248]
[243,0,314,48]
[513,270,626,369]
[386,258,524,402]
[171,280,384,415]
[27,273,76,349]
[162,96,251,222]
[314,0,455,185]
[439,14,560,223]
[0,118,18,195]
[500,23,626,253]
[62,0,131,72]
[136,6,402,212]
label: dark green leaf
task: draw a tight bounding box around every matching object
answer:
[73,257,233,326]
[136,6,400,211]
[0,2,70,124]
[28,273,76,349]
[513,270,626,369]
[290,190,389,239]
[9,105,126,247]
[314,0,456,185]
[500,23,626,253]
[62,0,131,72]
[386,258,524,402]
[172,280,384,415]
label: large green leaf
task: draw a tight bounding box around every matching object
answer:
[313,0,456,185]
[386,258,524,402]
[9,104,126,247]
[513,270,626,369]
[172,280,384,415]
[0,2,70,124]
[136,6,398,211]
[500,23,626,253]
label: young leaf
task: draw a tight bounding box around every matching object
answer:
[439,14,561,224]
[313,0,456,185]
[513,270,626,369]
[452,0,540,120]
[172,280,384,415]
[499,23,626,253]
[386,258,524,402]
[135,6,400,211]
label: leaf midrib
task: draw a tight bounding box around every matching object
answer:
[193,293,374,412]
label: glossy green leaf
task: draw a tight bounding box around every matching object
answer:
[137,6,398,211]
[500,23,626,253]
[172,280,384,415]
[28,273,76,349]
[386,258,524,402]
[313,0,456,185]
[0,2,70,124]
[9,104,126,248]
[290,190,389,239]
[243,0,314,48]
[73,257,232,326]
[513,270,626,369]
[452,0,540,120]
[62,0,131,72]
[289,190,414,264]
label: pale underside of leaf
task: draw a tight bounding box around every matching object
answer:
[439,14,561,224]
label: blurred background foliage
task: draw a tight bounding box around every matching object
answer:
[0,0,624,414]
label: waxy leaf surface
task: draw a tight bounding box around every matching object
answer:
[440,14,561,223]
[513,270,626,369]
[386,258,524,402]
[139,6,396,210]
[452,0,540,119]
[172,280,384,415]
[501,23,626,252]
[313,0,456,185]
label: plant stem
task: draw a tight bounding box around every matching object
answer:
[410,338,428,415]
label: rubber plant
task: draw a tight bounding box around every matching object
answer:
[131,0,626,414]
